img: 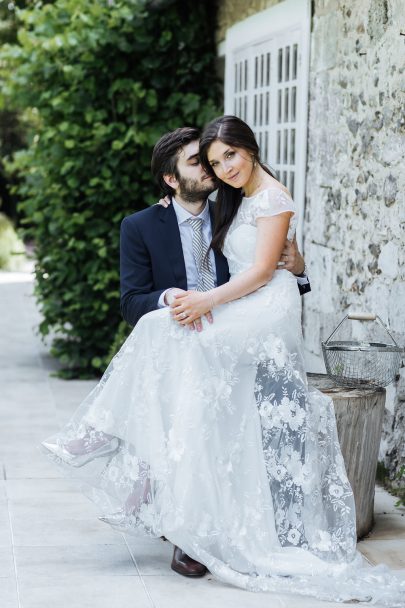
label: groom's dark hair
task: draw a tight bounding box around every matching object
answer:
[151,126,200,196]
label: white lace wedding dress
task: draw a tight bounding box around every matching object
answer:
[42,188,404,606]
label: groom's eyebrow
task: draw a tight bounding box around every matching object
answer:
[186,152,200,163]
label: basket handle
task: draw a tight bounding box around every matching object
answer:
[347,313,376,321]
[324,313,400,347]
[324,315,348,345]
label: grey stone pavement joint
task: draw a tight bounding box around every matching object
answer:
[0,271,404,608]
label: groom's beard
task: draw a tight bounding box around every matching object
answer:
[177,175,215,203]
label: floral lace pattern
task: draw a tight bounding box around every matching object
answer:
[42,188,405,606]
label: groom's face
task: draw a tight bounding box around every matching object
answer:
[174,140,216,203]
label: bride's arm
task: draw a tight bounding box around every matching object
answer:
[171,211,292,324]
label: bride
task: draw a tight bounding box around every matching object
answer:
[42,115,403,605]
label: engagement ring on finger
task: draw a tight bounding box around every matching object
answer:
[181,312,187,319]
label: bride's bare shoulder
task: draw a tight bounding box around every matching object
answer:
[262,175,292,198]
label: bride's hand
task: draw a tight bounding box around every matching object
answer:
[170,291,213,327]
[157,195,171,208]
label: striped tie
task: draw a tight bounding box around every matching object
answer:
[187,218,215,292]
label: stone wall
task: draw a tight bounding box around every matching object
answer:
[216,0,282,43]
[305,0,405,478]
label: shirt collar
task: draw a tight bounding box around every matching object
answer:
[172,197,210,226]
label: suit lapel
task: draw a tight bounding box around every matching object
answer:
[158,205,187,290]
[208,200,230,286]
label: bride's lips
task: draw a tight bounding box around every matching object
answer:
[228,172,240,182]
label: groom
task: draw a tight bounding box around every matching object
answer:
[120,126,310,577]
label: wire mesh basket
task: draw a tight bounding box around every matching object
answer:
[322,313,403,389]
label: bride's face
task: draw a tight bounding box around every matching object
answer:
[207,140,254,189]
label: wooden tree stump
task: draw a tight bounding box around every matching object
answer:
[307,373,385,539]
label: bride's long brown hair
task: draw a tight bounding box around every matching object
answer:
[199,115,275,253]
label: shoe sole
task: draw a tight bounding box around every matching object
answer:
[170,564,207,578]
[42,438,120,468]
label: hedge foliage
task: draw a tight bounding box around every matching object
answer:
[0,1,30,222]
[1,0,220,377]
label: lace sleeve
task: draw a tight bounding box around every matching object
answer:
[248,188,296,223]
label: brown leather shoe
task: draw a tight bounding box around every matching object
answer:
[171,545,207,577]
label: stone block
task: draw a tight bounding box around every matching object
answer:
[312,13,339,72]
[384,175,399,206]
[397,367,405,402]
[379,134,404,165]
[302,309,321,355]
[306,243,336,314]
[356,280,393,323]
[378,242,399,278]
[367,0,389,40]
[388,282,405,334]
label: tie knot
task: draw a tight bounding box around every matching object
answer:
[187,217,203,231]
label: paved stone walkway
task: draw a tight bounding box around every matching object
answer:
[1,271,404,608]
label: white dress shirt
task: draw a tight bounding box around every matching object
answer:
[295,274,310,287]
[158,198,217,307]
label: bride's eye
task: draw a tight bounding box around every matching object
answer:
[226,151,235,159]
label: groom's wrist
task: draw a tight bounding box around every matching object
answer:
[163,288,177,306]
[295,264,308,279]
[158,288,176,308]
[294,260,307,277]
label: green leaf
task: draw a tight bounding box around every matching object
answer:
[111,139,124,151]
[91,356,103,368]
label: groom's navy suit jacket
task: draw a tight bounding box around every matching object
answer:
[120,200,229,327]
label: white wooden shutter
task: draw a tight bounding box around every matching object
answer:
[224,0,310,244]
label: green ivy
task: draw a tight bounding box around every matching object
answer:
[1,0,220,377]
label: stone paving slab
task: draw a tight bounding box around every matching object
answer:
[14,545,138,579]
[125,537,177,576]
[368,513,405,540]
[0,481,7,502]
[17,576,152,608]
[7,479,98,520]
[0,504,13,547]
[0,547,15,578]
[10,514,127,548]
[1,578,19,608]
[0,272,404,608]
[357,539,405,570]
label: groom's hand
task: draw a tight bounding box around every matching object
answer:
[278,237,305,275]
